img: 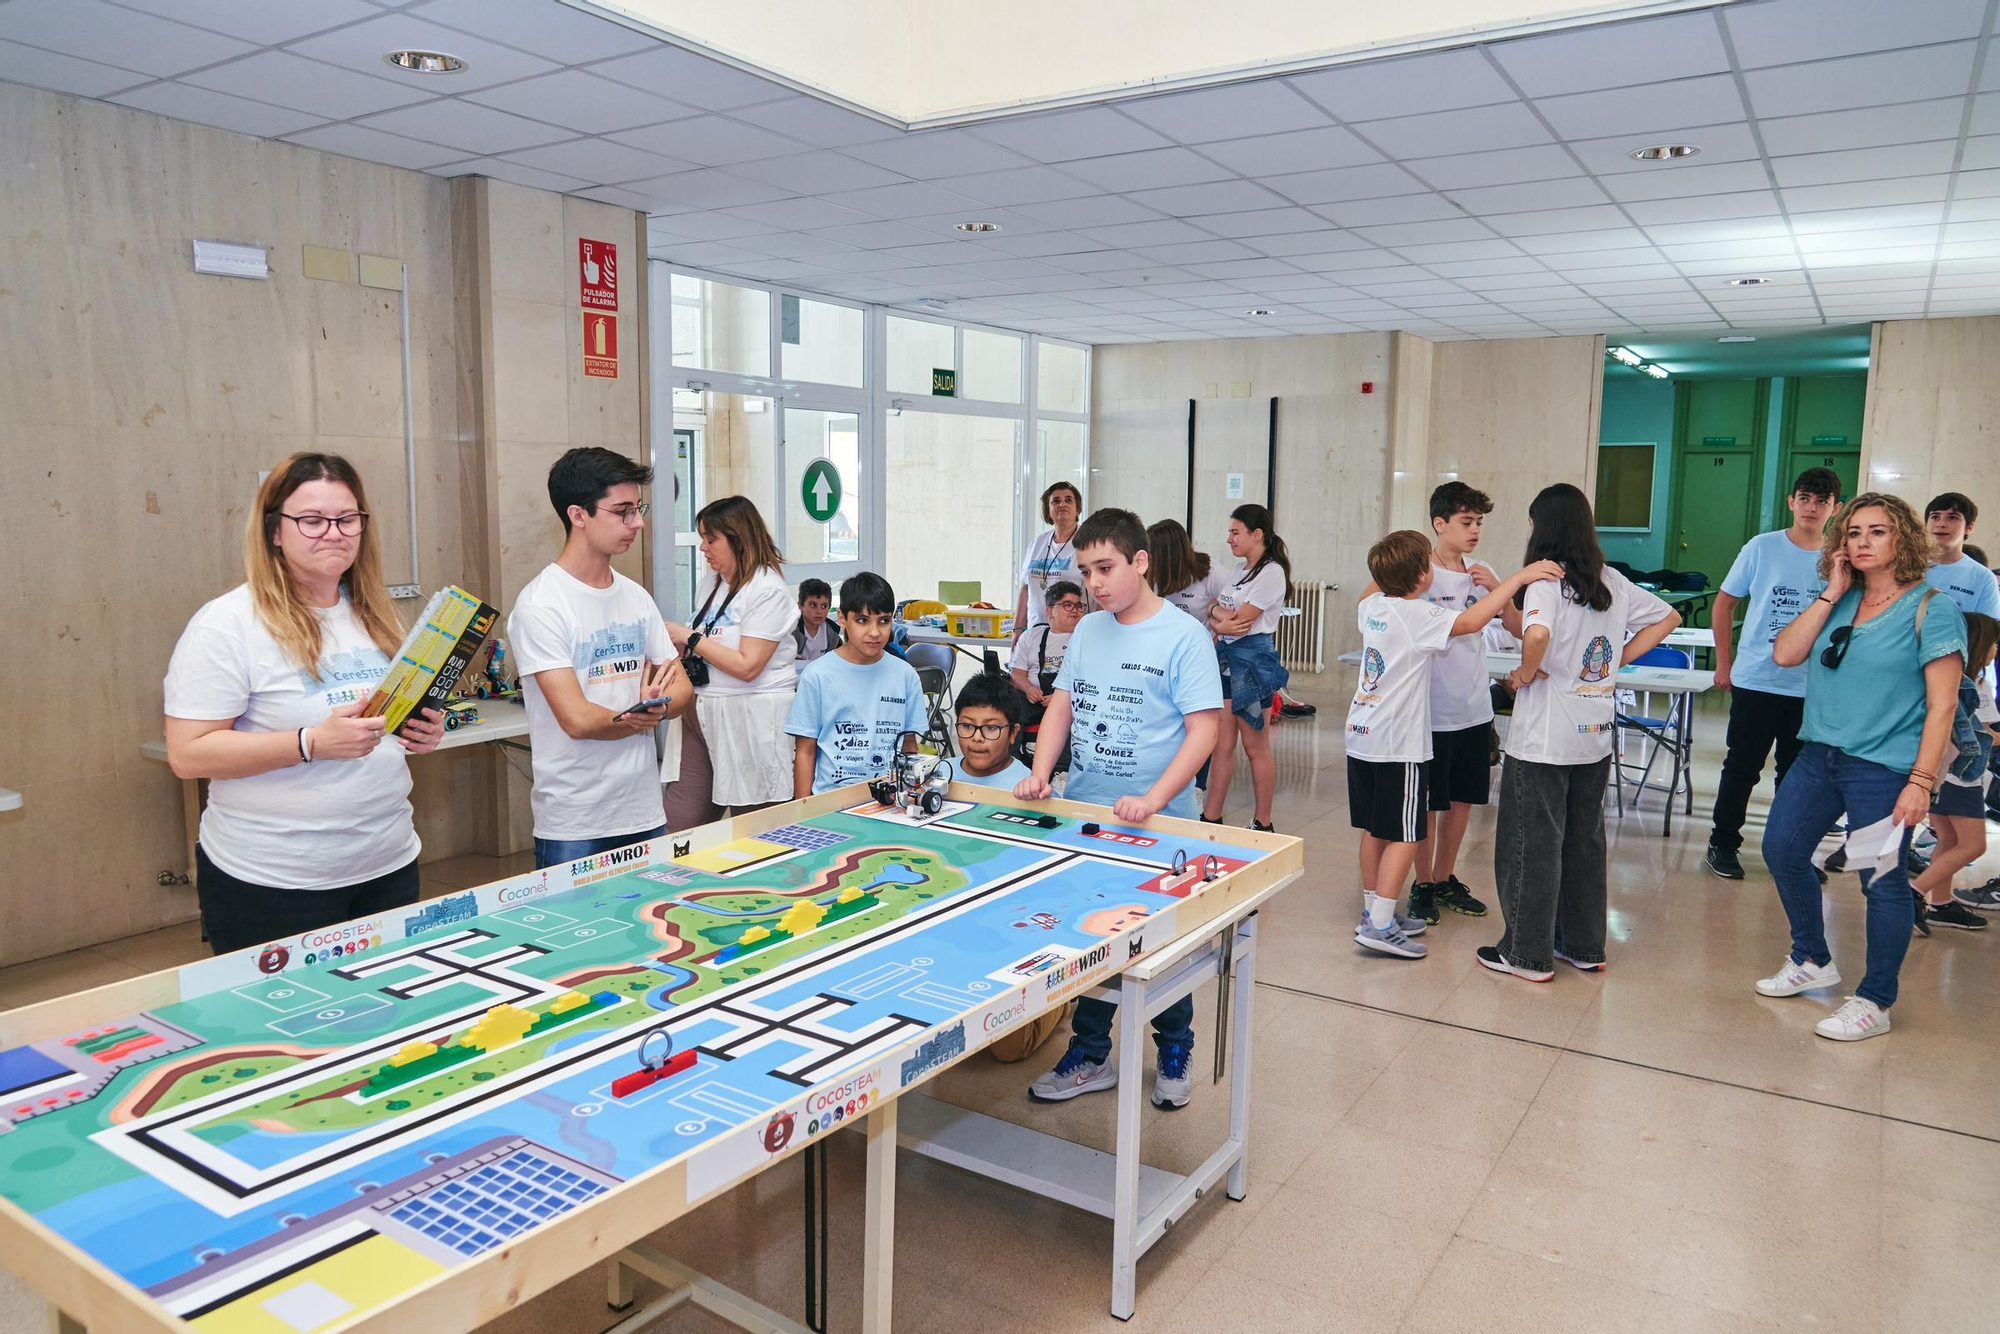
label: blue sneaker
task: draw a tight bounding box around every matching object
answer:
[1355,915,1427,958]
[1152,1042,1192,1110]
[1029,1047,1117,1102]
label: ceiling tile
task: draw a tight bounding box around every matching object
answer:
[184,51,433,119]
[647,211,781,242]
[1057,147,1234,192]
[1796,225,1940,253]
[805,248,915,273]
[815,180,983,219]
[1959,168,2000,199]
[1287,48,1515,119]
[1602,159,1774,202]
[1120,81,1329,143]
[899,206,1055,238]
[358,99,571,155]
[1659,236,1798,263]
[1746,42,1980,121]
[930,165,1100,206]
[574,183,674,212]
[650,240,772,269]
[1393,239,1526,264]
[1484,205,1630,237]
[1963,136,2000,171]
[411,0,659,63]
[115,0,377,45]
[1011,194,1162,229]
[1185,207,1329,239]
[1622,191,1781,226]
[1770,141,1959,188]
[0,38,150,97]
[1076,218,1211,248]
[1313,194,1466,227]
[1789,203,1945,233]
[1445,177,1609,215]
[590,46,791,111]
[503,136,689,183]
[287,14,558,92]
[844,129,1034,179]
[1759,99,1968,156]
[0,0,253,77]
[1513,228,1654,255]
[1262,163,1432,205]
[1242,229,1373,256]
[610,114,803,166]
[1125,180,1289,216]
[1424,257,1547,277]
[721,196,878,230]
[1641,217,1790,245]
[801,218,943,249]
[1403,144,1580,190]
[1282,248,1406,274]
[1536,74,1746,140]
[464,69,698,134]
[967,106,1171,162]
[729,96,901,148]
[1783,176,1951,213]
[1354,102,1553,158]
[615,168,793,210]
[283,122,460,170]
[1356,218,1493,245]
[1179,258,1302,281]
[727,149,906,193]
[1723,0,1987,67]
[1566,122,1762,175]
[1198,126,1379,177]
[1129,239,1259,265]
[1538,248,1668,270]
[1489,10,1729,97]
[1974,93,2000,136]
[111,81,325,137]
[433,155,591,193]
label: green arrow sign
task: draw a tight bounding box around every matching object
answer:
[800,458,843,523]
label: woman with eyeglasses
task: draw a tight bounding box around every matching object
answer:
[663,496,799,827]
[1014,481,1085,642]
[1759,492,1966,1041]
[164,453,446,955]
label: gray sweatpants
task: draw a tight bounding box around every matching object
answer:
[1493,754,1613,973]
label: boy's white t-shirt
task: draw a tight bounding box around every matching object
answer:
[163,585,420,889]
[690,568,799,694]
[798,621,834,664]
[1344,593,1455,763]
[1009,625,1072,680]
[1163,569,1223,623]
[1216,563,1288,642]
[1506,566,1673,766]
[509,563,672,841]
[1423,560,1497,731]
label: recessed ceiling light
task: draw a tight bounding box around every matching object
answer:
[1607,345,1644,367]
[954,221,1002,233]
[914,297,950,309]
[1641,363,1670,379]
[1244,308,1275,316]
[1717,335,1757,343]
[1726,277,1771,286]
[1629,144,1700,161]
[384,50,466,74]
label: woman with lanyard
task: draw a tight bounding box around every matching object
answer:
[1200,504,1292,832]
[663,495,799,826]
[164,453,445,955]
[1013,481,1084,640]
[1759,493,1966,1042]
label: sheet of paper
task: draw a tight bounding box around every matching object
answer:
[1845,813,1906,880]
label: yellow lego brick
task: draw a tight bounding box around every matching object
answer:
[549,992,588,1013]
[776,901,826,936]
[388,1040,438,1067]
[739,925,770,944]
[836,887,863,903]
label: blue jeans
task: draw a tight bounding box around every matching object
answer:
[1761,743,1914,1009]
[1067,995,1195,1064]
[534,824,669,872]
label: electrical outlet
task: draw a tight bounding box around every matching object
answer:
[389,585,423,600]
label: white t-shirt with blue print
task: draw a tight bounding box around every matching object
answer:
[164,584,418,889]
[1720,529,1826,698]
[1054,603,1223,818]
[511,563,672,841]
[1925,553,2000,618]
[785,652,927,793]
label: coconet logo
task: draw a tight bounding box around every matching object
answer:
[981,989,1030,1034]
[496,876,549,904]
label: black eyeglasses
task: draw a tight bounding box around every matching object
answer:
[955,720,1010,740]
[281,511,369,538]
[1821,624,1854,670]
[603,501,650,524]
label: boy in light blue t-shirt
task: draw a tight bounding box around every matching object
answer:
[786,572,927,797]
[1015,508,1223,1113]
[1923,491,2000,617]
[1705,467,1839,880]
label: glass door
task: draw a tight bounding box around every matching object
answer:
[780,405,865,587]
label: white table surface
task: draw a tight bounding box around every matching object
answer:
[1336,649,1714,693]
[0,788,20,812]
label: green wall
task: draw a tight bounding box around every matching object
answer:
[1597,374,1676,569]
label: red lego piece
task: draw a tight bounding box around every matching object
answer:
[612,1048,696,1098]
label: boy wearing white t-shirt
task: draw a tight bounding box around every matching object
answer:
[1346,530,1560,959]
[510,449,688,870]
[1009,579,1083,707]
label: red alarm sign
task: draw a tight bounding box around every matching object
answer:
[579,238,617,310]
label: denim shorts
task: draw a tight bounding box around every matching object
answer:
[1933,781,1985,819]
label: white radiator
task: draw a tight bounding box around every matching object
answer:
[1276,580,1329,672]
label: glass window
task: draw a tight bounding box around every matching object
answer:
[886,412,1018,609]
[780,296,864,387]
[670,273,770,377]
[783,408,861,569]
[887,316,955,395]
[1594,444,1655,529]
[1037,341,1087,414]
[1033,420,1087,512]
[961,328,1022,404]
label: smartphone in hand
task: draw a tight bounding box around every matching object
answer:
[612,695,673,721]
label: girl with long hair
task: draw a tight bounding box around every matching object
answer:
[1147,518,1222,622]
[1200,504,1293,831]
[163,453,445,955]
[663,495,800,825]
[1481,483,1679,983]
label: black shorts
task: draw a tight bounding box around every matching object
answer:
[1428,723,1493,810]
[1347,757,1428,842]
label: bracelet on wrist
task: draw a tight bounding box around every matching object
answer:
[298,726,314,763]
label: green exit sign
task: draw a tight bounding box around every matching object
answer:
[1811,434,1848,445]
[931,367,956,397]
[1702,435,1736,446]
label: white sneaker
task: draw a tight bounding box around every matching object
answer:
[1815,996,1890,1042]
[1754,956,1842,997]
[1028,1050,1117,1102]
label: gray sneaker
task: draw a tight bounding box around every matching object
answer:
[1028,1049,1117,1102]
[1355,915,1428,958]
[1953,879,2000,912]
[1152,1042,1193,1110]
[1395,912,1428,937]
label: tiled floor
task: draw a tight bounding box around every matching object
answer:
[4,680,1997,1333]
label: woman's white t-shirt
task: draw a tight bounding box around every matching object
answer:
[1506,567,1672,766]
[1164,569,1223,624]
[691,567,799,694]
[163,585,419,890]
[1216,563,1288,643]
[1019,527,1082,630]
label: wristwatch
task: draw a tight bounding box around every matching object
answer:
[685,632,704,655]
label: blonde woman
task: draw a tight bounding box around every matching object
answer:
[663,495,799,825]
[1759,493,1966,1041]
[1014,480,1085,638]
[164,454,444,955]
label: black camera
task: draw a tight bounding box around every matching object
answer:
[682,651,710,688]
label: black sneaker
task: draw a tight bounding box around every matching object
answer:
[1814,863,1829,886]
[1435,875,1488,917]
[1407,881,1441,925]
[1251,820,1275,832]
[1912,889,1931,938]
[1824,846,1848,874]
[1906,847,1931,875]
[1705,845,1745,880]
[1926,899,1989,931]
[1952,878,2000,911]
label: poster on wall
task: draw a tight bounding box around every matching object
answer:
[584,311,619,378]
[579,238,617,310]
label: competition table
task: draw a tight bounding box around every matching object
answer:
[0,785,1299,1334]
